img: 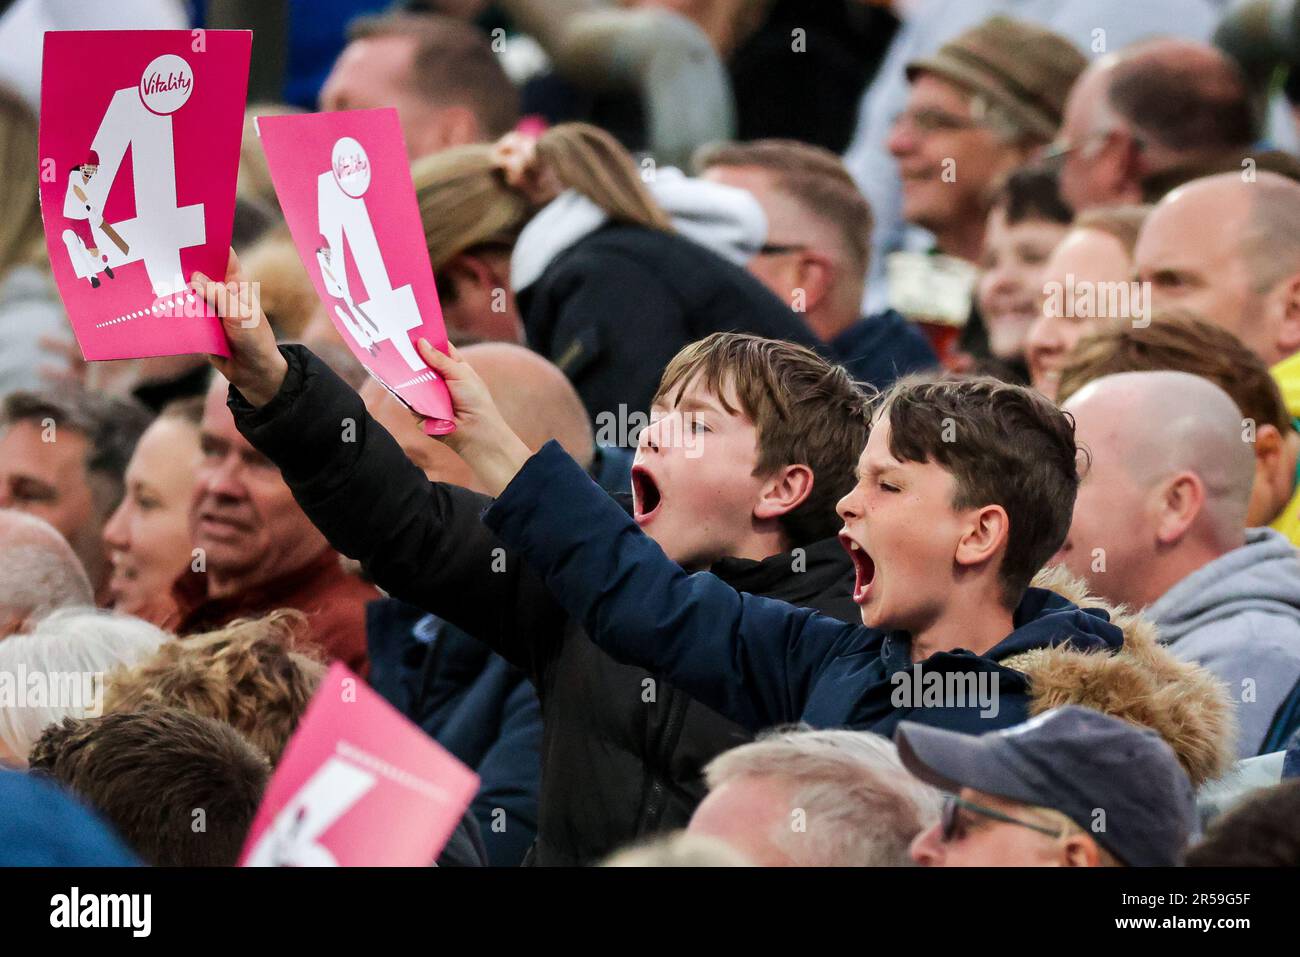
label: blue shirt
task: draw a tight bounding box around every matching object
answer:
[830,309,938,391]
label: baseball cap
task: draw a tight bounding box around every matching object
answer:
[896,706,1197,866]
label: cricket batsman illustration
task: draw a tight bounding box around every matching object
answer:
[316,148,425,371]
[60,150,129,289]
[316,238,381,357]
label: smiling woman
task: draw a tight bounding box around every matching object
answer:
[1024,205,1150,400]
[102,397,203,630]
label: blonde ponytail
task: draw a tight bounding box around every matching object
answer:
[0,86,44,275]
[535,123,672,232]
[412,122,672,272]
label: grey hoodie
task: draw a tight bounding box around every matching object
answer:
[1148,528,1300,758]
[509,168,767,293]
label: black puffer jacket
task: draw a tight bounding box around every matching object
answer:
[231,346,858,865]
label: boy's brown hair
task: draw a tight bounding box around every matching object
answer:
[1057,311,1290,431]
[878,375,1082,607]
[104,609,325,765]
[28,708,270,867]
[653,333,872,547]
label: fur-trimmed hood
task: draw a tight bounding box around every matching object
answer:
[1004,565,1238,787]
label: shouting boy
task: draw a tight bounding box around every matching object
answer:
[197,253,871,865]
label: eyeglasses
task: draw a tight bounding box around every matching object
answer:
[892,108,980,136]
[1042,127,1137,166]
[756,242,808,256]
[940,794,1065,843]
[1040,139,1081,166]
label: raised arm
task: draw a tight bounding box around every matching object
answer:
[193,254,565,676]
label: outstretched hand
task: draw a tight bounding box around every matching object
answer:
[416,337,533,496]
[193,248,288,407]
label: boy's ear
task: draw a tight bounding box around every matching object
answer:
[954,504,1010,570]
[1274,271,1300,357]
[753,464,815,522]
[1255,423,1283,464]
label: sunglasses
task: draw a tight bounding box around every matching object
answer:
[940,794,1064,843]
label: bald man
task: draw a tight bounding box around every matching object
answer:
[0,510,94,636]
[1055,371,1300,757]
[1135,173,1300,373]
[1055,40,1255,212]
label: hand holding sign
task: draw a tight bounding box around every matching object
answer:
[414,338,532,498]
[191,249,287,407]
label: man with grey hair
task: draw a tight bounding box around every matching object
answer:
[0,510,93,637]
[0,607,169,767]
[0,389,153,601]
[1053,40,1256,212]
[685,727,941,866]
[1053,371,1300,757]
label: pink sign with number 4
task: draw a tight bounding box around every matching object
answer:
[240,663,480,867]
[256,108,456,434]
[38,30,250,360]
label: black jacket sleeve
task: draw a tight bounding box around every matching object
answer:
[228,345,566,679]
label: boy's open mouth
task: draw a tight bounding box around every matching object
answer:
[839,532,876,605]
[631,465,663,527]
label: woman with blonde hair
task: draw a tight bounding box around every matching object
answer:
[412,122,819,423]
[103,609,324,765]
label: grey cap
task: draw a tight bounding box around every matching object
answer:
[896,706,1197,866]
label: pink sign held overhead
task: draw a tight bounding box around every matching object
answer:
[37,30,250,360]
[256,109,455,434]
[240,663,479,867]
